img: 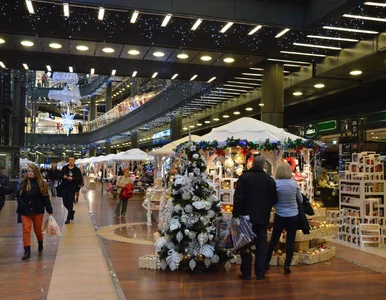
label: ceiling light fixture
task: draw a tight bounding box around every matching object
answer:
[248,25,262,35]
[49,42,62,49]
[283,63,303,67]
[183,127,188,130]
[293,91,302,96]
[213,91,241,95]
[171,74,178,80]
[131,10,139,23]
[207,77,216,83]
[217,87,248,92]
[223,115,230,118]
[242,73,263,76]
[153,51,165,57]
[177,53,189,59]
[197,123,203,126]
[280,50,327,57]
[275,28,290,38]
[293,42,342,50]
[0,38,4,44]
[111,69,116,76]
[343,14,386,22]
[234,77,262,81]
[21,40,34,47]
[69,66,73,73]
[314,83,325,88]
[201,96,230,100]
[191,19,203,31]
[63,3,70,17]
[190,75,198,81]
[22,63,29,70]
[46,65,51,72]
[223,57,235,63]
[161,14,172,27]
[245,107,253,111]
[102,47,114,53]
[233,111,240,115]
[267,58,310,65]
[0,62,6,68]
[220,22,234,33]
[350,70,362,76]
[76,45,89,51]
[228,81,260,86]
[365,2,386,7]
[307,35,359,42]
[323,26,378,34]
[152,72,158,78]
[250,67,264,71]
[213,118,220,121]
[128,49,140,55]
[189,125,195,128]
[259,103,264,107]
[200,55,212,61]
[204,120,211,124]
[90,68,95,75]
[26,0,34,14]
[132,71,137,77]
[98,7,105,21]
[224,84,253,89]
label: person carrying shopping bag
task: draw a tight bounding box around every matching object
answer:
[115,169,133,218]
[17,164,53,260]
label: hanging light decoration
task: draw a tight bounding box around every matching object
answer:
[234,151,246,164]
[224,156,234,168]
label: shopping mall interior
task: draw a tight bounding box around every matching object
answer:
[1,0,386,299]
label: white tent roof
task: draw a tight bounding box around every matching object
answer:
[114,148,154,161]
[20,158,35,165]
[200,117,304,143]
[149,135,201,156]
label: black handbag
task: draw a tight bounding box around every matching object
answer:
[297,198,310,234]
[302,194,315,216]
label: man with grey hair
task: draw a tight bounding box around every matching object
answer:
[233,155,278,280]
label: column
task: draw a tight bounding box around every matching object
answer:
[105,82,112,112]
[12,70,27,147]
[131,78,138,97]
[131,131,138,148]
[88,149,96,157]
[89,96,97,121]
[261,63,284,128]
[170,113,182,141]
[105,143,111,155]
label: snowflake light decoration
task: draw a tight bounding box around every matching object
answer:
[61,108,76,136]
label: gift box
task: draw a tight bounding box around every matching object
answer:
[278,254,299,266]
[270,255,278,266]
[301,252,320,265]
[139,254,159,270]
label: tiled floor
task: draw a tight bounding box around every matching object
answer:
[2,181,386,299]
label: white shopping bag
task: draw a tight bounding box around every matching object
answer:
[43,215,61,237]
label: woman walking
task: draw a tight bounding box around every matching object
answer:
[266,161,302,274]
[17,164,53,260]
[115,169,133,218]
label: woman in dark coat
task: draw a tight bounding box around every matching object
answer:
[17,164,53,260]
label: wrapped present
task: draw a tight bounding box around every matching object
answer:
[278,254,299,266]
[139,254,159,270]
[270,254,278,266]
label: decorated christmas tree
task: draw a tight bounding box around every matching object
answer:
[156,139,233,271]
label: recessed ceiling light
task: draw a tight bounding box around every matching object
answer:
[314,83,325,88]
[350,70,362,76]
[22,63,29,70]
[161,14,172,27]
[280,51,326,57]
[365,2,386,7]
[242,73,263,76]
[223,114,230,118]
[26,0,34,14]
[224,84,253,89]
[98,7,105,21]
[248,25,262,35]
[46,65,52,72]
[197,123,202,126]
[293,91,303,96]
[69,66,73,73]
[183,127,188,130]
[200,55,212,61]
[234,77,262,81]
[102,47,114,53]
[111,69,116,76]
[220,22,233,33]
[259,103,264,107]
[177,53,189,59]
[250,67,264,71]
[213,118,220,121]
[152,72,158,78]
[323,26,378,34]
[171,74,178,80]
[0,38,5,44]
[228,81,260,86]
[63,3,70,17]
[233,111,240,115]
[49,42,62,49]
[283,64,303,67]
[90,68,95,75]
[204,120,211,124]
[132,71,137,77]
[223,57,235,63]
[190,75,198,81]
[0,62,6,68]
[153,51,165,57]
[189,125,195,128]
[191,19,203,31]
[207,77,216,83]
[131,10,139,23]
[21,40,34,47]
[76,45,89,51]
[245,107,253,111]
[307,35,359,42]
[343,14,386,22]
[267,58,310,65]
[275,28,290,38]
[293,42,342,50]
[128,49,140,55]
[216,87,248,92]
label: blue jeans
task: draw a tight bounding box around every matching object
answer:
[240,224,267,277]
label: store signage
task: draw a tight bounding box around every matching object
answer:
[304,124,319,138]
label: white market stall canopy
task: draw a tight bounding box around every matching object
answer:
[149,135,201,156]
[114,148,154,161]
[200,117,303,143]
[20,158,35,165]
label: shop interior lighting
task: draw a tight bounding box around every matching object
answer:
[314,83,325,88]
[307,35,359,42]
[49,42,62,49]
[63,3,70,17]
[76,45,89,51]
[343,14,386,22]
[190,75,198,81]
[152,72,158,78]
[189,125,195,128]
[46,65,51,72]
[293,42,342,50]
[191,19,202,31]
[275,28,290,38]
[111,69,116,76]
[90,68,95,75]
[283,63,303,67]
[223,115,230,118]
[268,58,310,65]
[248,25,262,35]
[177,53,189,59]
[213,90,241,95]
[364,2,386,7]
[131,11,139,23]
[26,0,34,14]
[23,63,29,70]
[153,51,165,57]
[223,57,235,63]
[259,103,264,107]
[228,81,260,86]
[224,84,253,89]
[102,47,114,53]
[293,91,302,96]
[201,96,229,100]
[98,7,105,21]
[204,120,211,124]
[0,38,4,44]
[69,66,73,72]
[220,22,234,33]
[21,40,34,47]
[171,74,178,79]
[350,70,362,76]
[200,55,212,61]
[322,26,378,34]
[197,123,203,126]
[161,14,172,27]
[217,87,248,92]
[245,107,253,111]
[242,73,264,76]
[250,67,264,71]
[207,77,216,83]
[0,62,6,68]
[183,127,188,130]
[128,49,140,55]
[280,51,327,57]
[233,111,240,115]
[132,71,137,77]
[234,77,262,81]
[213,118,220,121]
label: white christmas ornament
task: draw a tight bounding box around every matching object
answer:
[182,192,191,200]
[176,231,184,243]
[197,233,208,245]
[189,259,196,271]
[209,234,214,241]
[204,258,211,268]
[188,231,196,239]
[154,237,167,252]
[174,204,182,213]
[207,210,215,218]
[229,255,238,264]
[201,244,214,258]
[166,250,183,271]
[159,260,167,271]
[224,261,232,272]
[184,204,193,213]
[169,217,181,231]
[193,154,199,159]
[193,201,206,210]
[211,254,220,263]
[205,202,212,210]
[184,229,190,236]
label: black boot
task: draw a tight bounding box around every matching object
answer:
[71,210,75,221]
[38,241,44,253]
[22,246,31,260]
[284,262,291,274]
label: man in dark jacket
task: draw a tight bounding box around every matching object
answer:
[233,156,278,280]
[0,170,13,213]
[60,156,82,224]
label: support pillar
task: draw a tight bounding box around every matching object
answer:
[131,79,138,97]
[89,96,97,121]
[170,113,182,141]
[131,131,138,148]
[105,82,112,111]
[88,149,96,157]
[105,143,111,155]
[261,63,284,128]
